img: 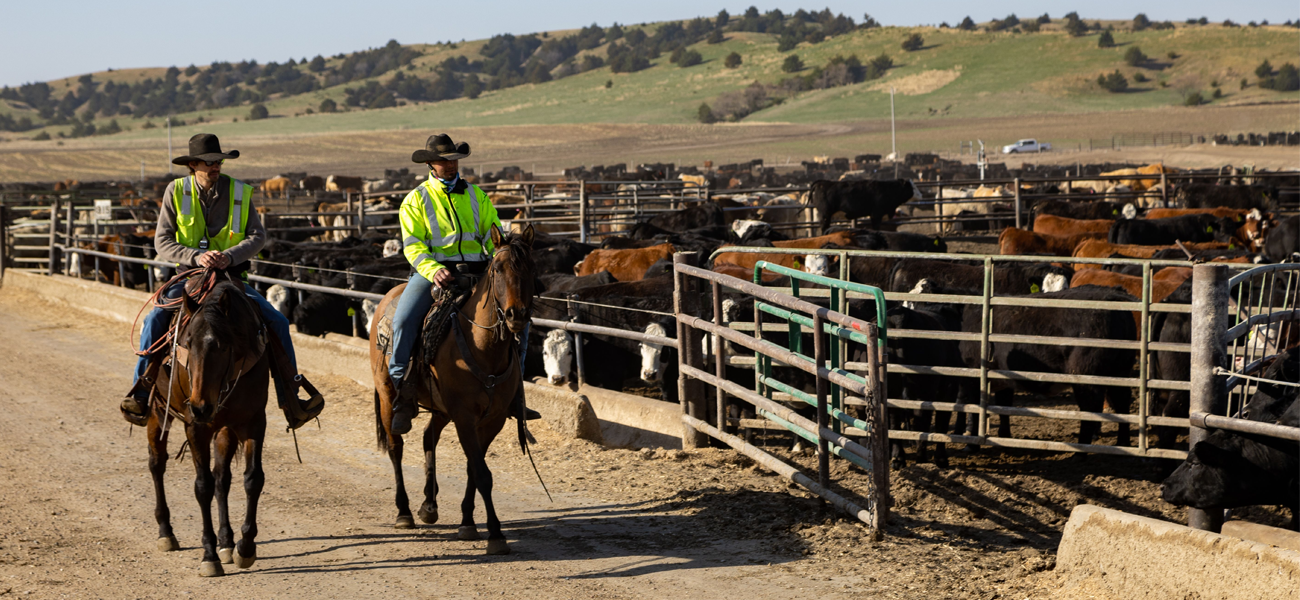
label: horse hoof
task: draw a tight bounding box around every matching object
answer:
[418,506,438,524]
[457,526,481,541]
[217,547,233,564]
[156,536,180,552]
[234,551,256,569]
[486,539,510,555]
[395,515,416,529]
[199,561,224,578]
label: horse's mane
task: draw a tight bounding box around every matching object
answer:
[192,280,261,355]
[494,231,536,281]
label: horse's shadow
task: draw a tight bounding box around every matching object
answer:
[248,488,824,576]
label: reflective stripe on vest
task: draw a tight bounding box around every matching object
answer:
[414,180,483,249]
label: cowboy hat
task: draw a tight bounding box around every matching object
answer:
[411,133,471,163]
[171,133,240,165]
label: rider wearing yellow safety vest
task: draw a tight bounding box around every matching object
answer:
[386,133,537,435]
[120,134,323,429]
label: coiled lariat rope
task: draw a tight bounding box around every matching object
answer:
[130,267,222,356]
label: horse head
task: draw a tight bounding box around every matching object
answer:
[177,279,262,424]
[486,224,536,336]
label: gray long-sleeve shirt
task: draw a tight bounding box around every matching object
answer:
[153,174,267,267]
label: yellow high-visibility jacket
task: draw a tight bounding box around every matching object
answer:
[172,175,253,251]
[399,175,500,281]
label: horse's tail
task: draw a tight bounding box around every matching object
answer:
[374,389,390,452]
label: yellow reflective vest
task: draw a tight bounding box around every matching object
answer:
[171,175,253,252]
[399,175,501,281]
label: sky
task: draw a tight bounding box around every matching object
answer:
[2,1,1296,88]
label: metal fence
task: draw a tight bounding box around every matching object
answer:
[672,253,890,532]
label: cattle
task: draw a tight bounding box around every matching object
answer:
[1176,184,1273,210]
[678,173,708,189]
[266,285,291,316]
[884,304,965,468]
[298,175,325,195]
[261,176,291,199]
[539,271,616,294]
[810,179,922,234]
[1032,199,1133,221]
[1160,385,1298,529]
[731,219,788,244]
[958,285,1139,446]
[851,230,947,253]
[1073,239,1233,266]
[1033,214,1115,237]
[1263,215,1299,263]
[78,231,153,288]
[889,258,1071,297]
[712,263,789,284]
[998,228,1104,257]
[1108,213,1240,246]
[845,255,900,289]
[936,185,1009,233]
[1148,280,1192,450]
[534,239,596,276]
[325,175,364,193]
[541,329,574,385]
[574,243,675,282]
[1069,267,1193,305]
[712,231,858,272]
[753,194,811,236]
[644,202,723,233]
[291,292,352,337]
[1143,207,1261,221]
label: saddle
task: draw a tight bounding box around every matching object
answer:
[375,284,473,411]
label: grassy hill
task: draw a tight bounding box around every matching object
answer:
[1,17,1296,145]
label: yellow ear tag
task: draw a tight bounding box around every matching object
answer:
[1229,244,1235,250]
[934,238,940,245]
[793,259,802,269]
[1205,226,1213,233]
[1030,284,1041,293]
[347,307,356,316]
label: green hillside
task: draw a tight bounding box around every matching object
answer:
[1,15,1296,144]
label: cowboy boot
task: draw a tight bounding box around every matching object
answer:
[389,377,418,435]
[508,386,542,421]
[265,335,325,430]
[120,354,164,426]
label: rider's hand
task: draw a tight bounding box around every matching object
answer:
[197,251,230,269]
[432,268,454,289]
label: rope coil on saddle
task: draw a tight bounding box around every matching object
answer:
[130,267,223,357]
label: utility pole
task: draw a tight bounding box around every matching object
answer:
[140,161,145,189]
[167,116,173,175]
[890,87,898,179]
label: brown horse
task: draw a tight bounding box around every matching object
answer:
[370,224,536,555]
[144,271,271,577]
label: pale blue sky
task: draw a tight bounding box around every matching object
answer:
[2,1,1295,87]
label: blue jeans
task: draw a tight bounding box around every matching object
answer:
[132,281,296,383]
[388,273,434,386]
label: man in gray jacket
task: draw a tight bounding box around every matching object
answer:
[120,133,322,428]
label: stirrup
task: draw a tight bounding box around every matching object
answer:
[282,374,325,430]
[120,393,149,426]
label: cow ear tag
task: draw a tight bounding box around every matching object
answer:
[1205,225,1213,233]
[1030,284,1041,293]
[933,239,940,246]
[347,307,356,316]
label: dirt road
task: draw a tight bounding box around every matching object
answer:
[9,282,1286,599]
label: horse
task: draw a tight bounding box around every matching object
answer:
[370,224,536,556]
[143,269,271,577]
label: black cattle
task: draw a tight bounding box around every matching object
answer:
[846,256,900,289]
[958,285,1139,446]
[1263,215,1299,263]
[1177,184,1274,211]
[1160,366,1298,529]
[539,271,616,294]
[1149,280,1192,450]
[1030,199,1129,222]
[852,230,947,253]
[810,179,921,234]
[534,239,595,276]
[884,305,965,468]
[601,235,662,249]
[643,258,673,279]
[291,292,352,337]
[731,220,789,244]
[644,202,724,233]
[888,258,1071,297]
[1108,213,1239,246]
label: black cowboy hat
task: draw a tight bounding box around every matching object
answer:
[171,133,240,165]
[411,133,470,163]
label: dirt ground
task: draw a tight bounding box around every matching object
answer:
[0,283,1287,599]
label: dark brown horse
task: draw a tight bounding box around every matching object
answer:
[144,271,271,577]
[370,225,536,555]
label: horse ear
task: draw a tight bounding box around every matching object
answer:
[182,290,200,315]
[490,224,504,249]
[521,223,535,248]
[218,289,232,314]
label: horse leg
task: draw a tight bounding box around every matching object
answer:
[418,413,450,525]
[234,425,265,569]
[456,461,480,541]
[390,432,414,529]
[213,428,237,564]
[190,427,223,577]
[456,417,510,555]
[147,416,178,552]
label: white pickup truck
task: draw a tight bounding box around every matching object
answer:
[1002,139,1051,154]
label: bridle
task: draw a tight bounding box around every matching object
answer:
[456,245,531,341]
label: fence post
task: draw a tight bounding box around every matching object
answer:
[866,323,889,536]
[0,205,7,280]
[1159,170,1168,207]
[813,311,830,491]
[1188,264,1229,532]
[578,181,588,243]
[976,256,993,438]
[673,252,708,449]
[712,280,727,434]
[1013,176,1022,229]
[47,195,62,276]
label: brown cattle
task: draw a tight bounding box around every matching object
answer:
[712,231,858,271]
[575,243,675,282]
[1032,214,1114,237]
[1071,267,1193,301]
[1143,207,1257,221]
[998,228,1104,256]
[1072,239,1233,269]
[262,176,290,199]
[712,264,786,284]
[326,175,364,193]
